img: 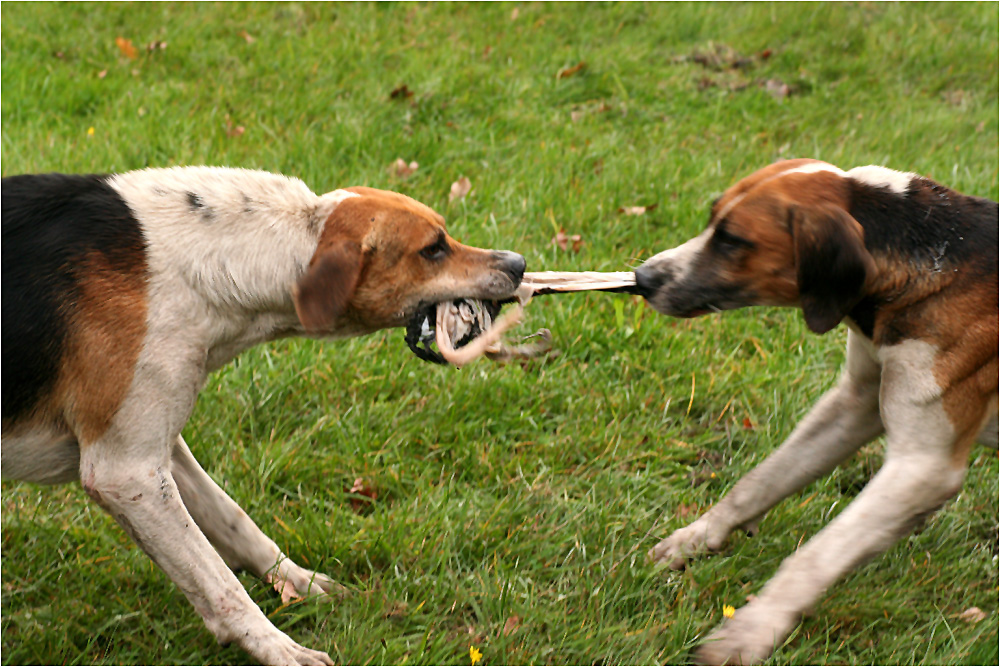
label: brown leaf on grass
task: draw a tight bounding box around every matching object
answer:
[347,477,378,512]
[115,36,138,60]
[618,204,658,216]
[147,40,168,52]
[570,110,585,123]
[510,7,519,21]
[676,502,699,518]
[764,79,791,100]
[553,228,583,253]
[449,176,471,202]
[557,62,587,79]
[390,158,419,179]
[97,69,108,79]
[742,417,754,430]
[385,600,409,619]
[959,607,987,624]
[238,30,256,44]
[224,115,245,138]
[390,83,414,100]
[502,615,522,637]
[759,48,773,60]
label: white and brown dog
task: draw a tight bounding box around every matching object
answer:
[1,168,526,665]
[634,159,998,665]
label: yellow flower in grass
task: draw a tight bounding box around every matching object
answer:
[722,604,736,618]
[87,126,95,137]
[469,645,482,665]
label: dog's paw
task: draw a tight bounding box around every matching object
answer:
[694,604,798,666]
[265,562,344,604]
[648,521,715,569]
[243,629,334,666]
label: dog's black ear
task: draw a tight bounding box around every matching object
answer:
[294,239,362,332]
[790,205,875,335]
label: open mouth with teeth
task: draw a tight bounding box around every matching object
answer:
[404,298,504,365]
[404,271,641,367]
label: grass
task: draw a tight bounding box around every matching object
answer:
[2,2,997,665]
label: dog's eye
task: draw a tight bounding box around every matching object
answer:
[419,239,449,261]
[712,225,752,254]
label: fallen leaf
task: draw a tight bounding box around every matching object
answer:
[346,477,378,512]
[676,502,698,518]
[449,176,471,202]
[570,110,584,123]
[557,62,587,79]
[618,204,658,216]
[390,158,419,179]
[959,607,987,624]
[385,600,409,619]
[759,48,773,60]
[502,615,521,636]
[592,158,604,176]
[510,7,519,20]
[97,69,108,79]
[553,228,583,253]
[224,115,245,137]
[742,417,754,430]
[238,30,256,44]
[146,40,167,52]
[390,83,414,100]
[264,572,303,605]
[115,36,138,60]
[764,79,790,100]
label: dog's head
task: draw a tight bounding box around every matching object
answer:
[634,159,876,334]
[294,186,525,334]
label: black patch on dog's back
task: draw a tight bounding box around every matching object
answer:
[1,173,148,421]
[849,177,998,276]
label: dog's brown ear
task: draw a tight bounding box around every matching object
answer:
[790,205,875,335]
[294,239,362,332]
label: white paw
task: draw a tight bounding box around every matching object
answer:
[648,520,716,569]
[694,604,798,666]
[244,629,334,666]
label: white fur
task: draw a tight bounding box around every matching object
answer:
[109,168,360,371]
[640,228,712,286]
[846,164,916,195]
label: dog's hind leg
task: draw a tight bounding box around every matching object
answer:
[80,433,333,666]
[649,330,885,568]
[171,435,340,601]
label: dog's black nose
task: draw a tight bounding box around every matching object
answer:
[493,251,526,283]
[633,264,661,298]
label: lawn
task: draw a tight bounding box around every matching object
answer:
[1,2,997,665]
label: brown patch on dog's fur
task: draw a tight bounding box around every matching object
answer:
[57,253,148,444]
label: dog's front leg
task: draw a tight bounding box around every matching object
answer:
[694,340,981,665]
[79,441,333,666]
[650,331,884,568]
[171,435,340,602]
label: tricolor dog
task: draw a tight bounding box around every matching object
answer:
[634,159,998,665]
[1,168,525,665]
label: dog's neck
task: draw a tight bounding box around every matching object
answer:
[108,168,359,371]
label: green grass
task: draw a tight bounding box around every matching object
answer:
[2,2,997,665]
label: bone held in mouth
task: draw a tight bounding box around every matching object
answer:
[405,271,639,367]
